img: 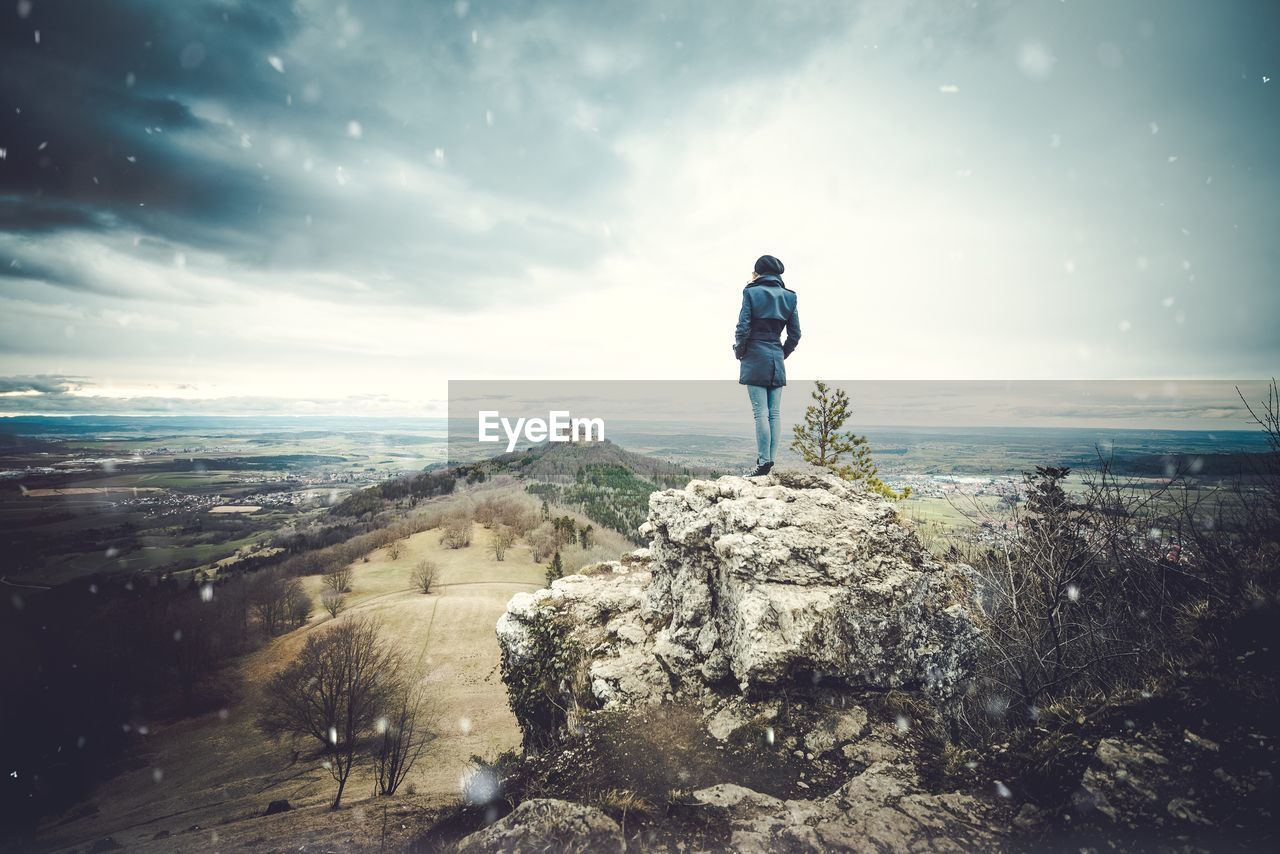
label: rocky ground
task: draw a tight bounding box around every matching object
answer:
[415,469,1011,851]
[412,468,1277,853]
[983,598,1280,852]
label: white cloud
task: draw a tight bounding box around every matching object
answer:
[3,0,1276,416]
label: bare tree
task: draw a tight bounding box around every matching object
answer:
[387,541,404,561]
[411,560,438,594]
[474,495,508,529]
[324,564,353,595]
[249,570,309,636]
[321,589,346,618]
[371,682,436,796]
[285,578,312,628]
[257,615,403,809]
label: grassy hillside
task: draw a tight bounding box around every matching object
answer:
[21,475,639,852]
[31,509,549,853]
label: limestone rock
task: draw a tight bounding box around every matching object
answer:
[455,799,624,853]
[1077,737,1170,825]
[495,469,983,745]
[642,469,980,700]
[689,761,1000,853]
[488,469,1001,850]
[803,706,869,755]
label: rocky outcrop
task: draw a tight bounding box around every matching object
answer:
[496,468,982,740]
[642,468,979,700]
[477,468,997,851]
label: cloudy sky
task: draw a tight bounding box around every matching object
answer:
[0,0,1276,417]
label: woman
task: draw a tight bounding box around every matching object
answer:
[733,254,800,476]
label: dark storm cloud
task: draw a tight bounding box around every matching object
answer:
[0,196,110,233]
[0,0,858,307]
[0,373,84,394]
[0,0,296,232]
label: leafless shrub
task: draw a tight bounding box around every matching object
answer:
[491,524,515,561]
[414,508,445,531]
[474,496,506,528]
[387,541,404,561]
[440,511,473,549]
[955,390,1280,745]
[526,521,556,563]
[506,507,541,538]
[954,461,1200,740]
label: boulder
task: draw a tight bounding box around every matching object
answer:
[263,799,292,816]
[642,469,979,698]
[496,469,982,745]
[455,798,624,853]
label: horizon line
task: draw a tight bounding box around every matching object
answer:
[0,412,1264,435]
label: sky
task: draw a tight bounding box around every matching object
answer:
[0,0,1277,419]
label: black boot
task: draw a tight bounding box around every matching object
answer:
[749,460,773,477]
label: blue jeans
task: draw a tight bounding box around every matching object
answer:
[747,384,782,464]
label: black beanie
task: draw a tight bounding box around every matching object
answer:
[754,254,785,276]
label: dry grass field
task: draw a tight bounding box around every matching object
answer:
[32,512,575,853]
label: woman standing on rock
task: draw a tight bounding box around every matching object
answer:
[734,254,800,476]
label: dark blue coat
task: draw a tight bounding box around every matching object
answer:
[734,274,800,387]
